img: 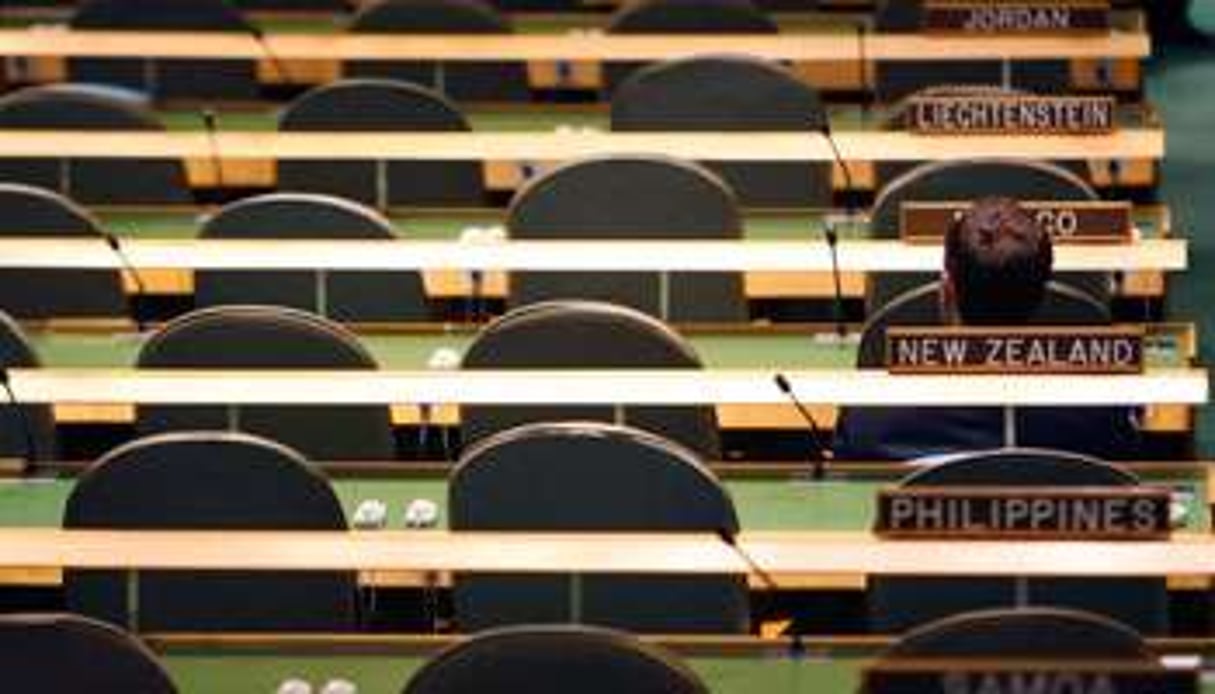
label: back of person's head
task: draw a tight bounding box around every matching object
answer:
[943,197,1054,325]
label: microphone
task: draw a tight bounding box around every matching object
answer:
[200,108,224,191]
[818,122,852,341]
[773,373,830,480]
[247,24,292,85]
[715,529,805,657]
[0,366,38,463]
[102,231,148,333]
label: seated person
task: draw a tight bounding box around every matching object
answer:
[834,197,1142,461]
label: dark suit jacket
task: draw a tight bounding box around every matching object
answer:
[833,405,1143,462]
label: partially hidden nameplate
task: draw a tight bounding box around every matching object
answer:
[864,661,1196,694]
[921,0,1111,33]
[885,327,1144,374]
[906,95,1116,135]
[875,486,1172,539]
[900,201,1133,243]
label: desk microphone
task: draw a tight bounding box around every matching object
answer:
[102,231,148,333]
[248,24,292,85]
[0,366,37,463]
[715,529,805,657]
[200,108,225,191]
[818,122,853,341]
[774,373,830,480]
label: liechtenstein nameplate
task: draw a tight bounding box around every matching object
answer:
[885,327,1144,375]
[901,201,1133,243]
[921,1,1111,33]
[875,486,1172,539]
[906,95,1117,135]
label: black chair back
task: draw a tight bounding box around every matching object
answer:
[403,624,710,694]
[349,0,529,102]
[0,85,191,205]
[869,451,1168,634]
[507,155,746,322]
[868,159,1108,310]
[612,55,829,207]
[0,310,57,461]
[64,431,357,632]
[872,0,1070,103]
[69,0,259,101]
[136,305,397,460]
[605,0,776,95]
[880,607,1152,660]
[197,192,430,321]
[451,422,747,633]
[0,183,127,320]
[461,300,722,458]
[278,79,485,208]
[0,613,178,692]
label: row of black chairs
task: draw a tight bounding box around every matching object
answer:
[0,155,1104,326]
[44,0,1080,102]
[0,608,1163,693]
[48,425,1165,634]
[1,281,1123,467]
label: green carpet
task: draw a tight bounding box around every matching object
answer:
[1147,43,1215,455]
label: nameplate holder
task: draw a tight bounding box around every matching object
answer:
[900,201,1133,244]
[885,327,1145,375]
[906,95,1117,135]
[875,486,1172,539]
[864,660,1196,694]
[921,1,1111,33]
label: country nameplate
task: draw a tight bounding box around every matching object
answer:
[900,200,1133,244]
[884,326,1144,375]
[922,1,1111,33]
[875,486,1172,539]
[906,95,1117,135]
[863,660,1196,694]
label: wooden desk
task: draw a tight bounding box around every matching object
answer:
[0,129,1162,163]
[3,529,1215,581]
[0,29,1150,62]
[0,237,1186,273]
[8,367,1207,406]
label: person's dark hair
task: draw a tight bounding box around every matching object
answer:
[944,197,1054,324]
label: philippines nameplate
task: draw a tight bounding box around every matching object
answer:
[884,326,1145,375]
[906,95,1116,135]
[900,200,1133,243]
[922,0,1111,33]
[864,661,1196,694]
[875,486,1172,539]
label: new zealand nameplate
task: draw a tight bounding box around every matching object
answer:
[885,327,1144,375]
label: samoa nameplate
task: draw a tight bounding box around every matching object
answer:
[885,327,1144,375]
[907,95,1116,135]
[864,660,1196,694]
[900,201,1133,244]
[875,486,1172,539]
[922,1,1111,33]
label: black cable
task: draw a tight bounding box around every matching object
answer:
[774,373,830,480]
[0,366,37,463]
[715,529,804,657]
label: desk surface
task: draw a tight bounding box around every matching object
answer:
[153,647,1213,694]
[0,129,1164,163]
[0,28,1151,61]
